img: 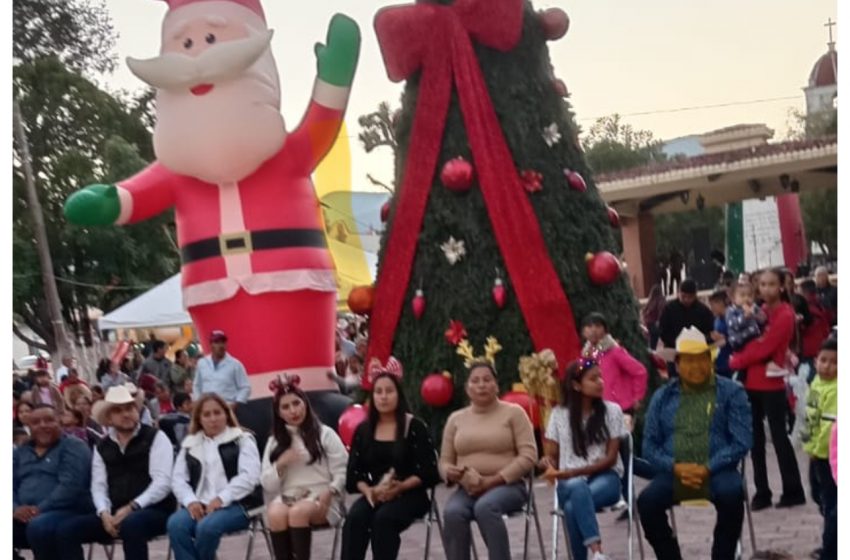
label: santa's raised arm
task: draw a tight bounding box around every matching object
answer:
[65,0,360,417]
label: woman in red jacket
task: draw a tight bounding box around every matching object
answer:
[729,268,805,511]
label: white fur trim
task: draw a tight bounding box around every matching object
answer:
[312,79,350,110]
[115,185,134,225]
[183,269,337,308]
[250,367,338,396]
[163,1,267,43]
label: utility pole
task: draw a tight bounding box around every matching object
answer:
[13,96,74,362]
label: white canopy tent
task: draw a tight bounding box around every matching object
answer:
[98,274,191,330]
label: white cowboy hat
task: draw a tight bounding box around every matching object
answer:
[93,385,137,426]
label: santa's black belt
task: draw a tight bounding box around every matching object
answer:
[180,229,327,263]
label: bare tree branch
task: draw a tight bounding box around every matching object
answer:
[13,322,50,352]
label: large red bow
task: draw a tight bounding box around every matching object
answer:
[368,0,581,375]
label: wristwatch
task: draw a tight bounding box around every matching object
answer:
[130,501,141,511]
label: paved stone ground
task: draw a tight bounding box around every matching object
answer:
[61,446,823,560]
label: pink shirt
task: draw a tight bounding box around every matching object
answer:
[830,423,838,483]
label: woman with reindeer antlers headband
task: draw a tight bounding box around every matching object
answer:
[440,338,538,560]
[341,357,440,560]
[260,374,349,560]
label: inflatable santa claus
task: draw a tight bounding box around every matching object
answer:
[64,0,360,427]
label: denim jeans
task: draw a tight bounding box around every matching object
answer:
[557,471,621,560]
[13,510,80,560]
[167,504,249,560]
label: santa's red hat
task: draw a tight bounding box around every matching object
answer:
[162,0,265,21]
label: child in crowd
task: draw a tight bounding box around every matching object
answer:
[727,282,787,378]
[803,337,837,560]
[154,381,174,415]
[708,290,733,378]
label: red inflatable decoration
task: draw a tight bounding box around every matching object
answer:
[585,251,621,286]
[420,372,454,407]
[337,404,368,450]
[500,387,541,429]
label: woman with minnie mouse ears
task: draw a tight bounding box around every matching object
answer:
[261,374,349,560]
[341,358,440,560]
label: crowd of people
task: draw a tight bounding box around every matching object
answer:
[12,267,838,560]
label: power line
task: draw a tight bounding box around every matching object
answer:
[576,95,801,121]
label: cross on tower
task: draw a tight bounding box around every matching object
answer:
[825,18,836,47]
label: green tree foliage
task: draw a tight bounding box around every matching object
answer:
[583,114,667,174]
[377,1,658,428]
[801,188,837,259]
[13,0,117,75]
[13,1,177,352]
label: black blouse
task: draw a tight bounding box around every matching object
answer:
[345,416,441,494]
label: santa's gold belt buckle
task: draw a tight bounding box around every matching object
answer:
[219,231,253,256]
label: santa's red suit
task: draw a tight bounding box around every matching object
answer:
[116,92,347,395]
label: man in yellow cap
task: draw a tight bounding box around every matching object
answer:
[638,326,753,560]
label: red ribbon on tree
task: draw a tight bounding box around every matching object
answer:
[367,0,581,374]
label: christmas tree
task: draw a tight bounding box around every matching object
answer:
[367,0,658,428]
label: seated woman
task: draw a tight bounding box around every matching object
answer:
[541,357,628,560]
[167,393,262,560]
[441,361,537,560]
[342,361,440,560]
[261,375,348,560]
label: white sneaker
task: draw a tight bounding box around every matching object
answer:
[591,552,611,560]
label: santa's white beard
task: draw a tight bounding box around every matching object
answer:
[153,55,286,184]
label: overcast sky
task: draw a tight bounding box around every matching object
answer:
[102,0,837,188]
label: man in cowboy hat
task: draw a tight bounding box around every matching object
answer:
[56,385,175,560]
[638,326,753,560]
[192,330,250,406]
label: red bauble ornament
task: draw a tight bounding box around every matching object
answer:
[337,405,368,450]
[606,206,620,228]
[553,78,568,97]
[500,389,541,429]
[347,285,375,315]
[440,157,475,192]
[520,169,543,193]
[421,371,454,407]
[412,289,426,320]
[585,251,622,286]
[492,278,507,308]
[380,201,390,223]
[564,169,587,192]
[538,8,570,41]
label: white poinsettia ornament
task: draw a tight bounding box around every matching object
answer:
[542,122,561,147]
[440,236,466,265]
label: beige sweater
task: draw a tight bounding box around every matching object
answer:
[260,425,348,503]
[440,400,537,484]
